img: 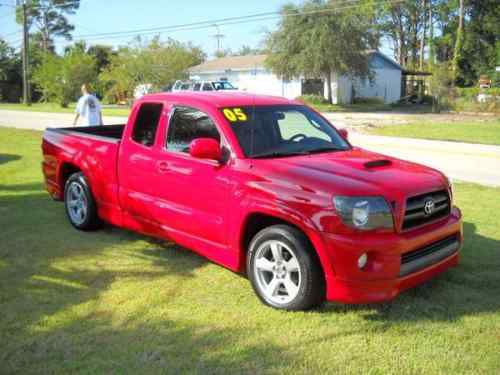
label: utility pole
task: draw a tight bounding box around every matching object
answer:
[212,24,225,57]
[20,0,31,105]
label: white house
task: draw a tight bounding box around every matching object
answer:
[188,51,403,104]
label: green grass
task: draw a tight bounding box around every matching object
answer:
[368,119,500,146]
[1,127,500,374]
[0,102,130,117]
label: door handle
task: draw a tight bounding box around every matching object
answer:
[156,161,170,173]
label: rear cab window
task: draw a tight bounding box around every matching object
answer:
[131,103,163,147]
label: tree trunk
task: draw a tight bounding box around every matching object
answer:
[326,70,333,104]
[452,0,465,82]
[428,2,434,69]
[419,0,427,70]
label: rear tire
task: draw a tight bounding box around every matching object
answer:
[64,172,101,231]
[247,224,325,311]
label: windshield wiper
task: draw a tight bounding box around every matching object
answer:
[252,150,310,159]
[304,146,345,154]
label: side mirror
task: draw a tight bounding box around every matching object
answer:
[339,128,349,140]
[189,138,222,161]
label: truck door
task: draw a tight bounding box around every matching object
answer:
[151,105,232,247]
[118,101,166,232]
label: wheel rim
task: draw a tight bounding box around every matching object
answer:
[67,181,88,225]
[253,240,302,305]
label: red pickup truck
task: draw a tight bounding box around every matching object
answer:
[42,92,463,310]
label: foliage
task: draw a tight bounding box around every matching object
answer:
[0,39,21,82]
[378,0,426,68]
[0,39,22,102]
[99,37,204,103]
[265,0,375,104]
[32,49,97,107]
[295,94,329,105]
[16,0,80,51]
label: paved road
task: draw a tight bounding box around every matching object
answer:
[1,109,499,186]
[0,109,127,130]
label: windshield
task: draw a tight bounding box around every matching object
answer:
[214,81,236,90]
[222,105,350,158]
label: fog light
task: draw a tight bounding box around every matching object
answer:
[358,253,368,269]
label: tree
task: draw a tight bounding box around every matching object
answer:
[265,0,374,104]
[0,39,22,102]
[100,37,205,103]
[32,48,97,106]
[17,0,80,51]
[451,0,464,82]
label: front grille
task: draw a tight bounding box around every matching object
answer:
[402,190,450,230]
[400,234,460,277]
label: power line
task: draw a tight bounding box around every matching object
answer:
[60,0,395,43]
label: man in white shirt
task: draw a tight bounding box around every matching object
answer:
[73,84,103,126]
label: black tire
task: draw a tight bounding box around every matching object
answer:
[64,172,101,231]
[247,224,325,311]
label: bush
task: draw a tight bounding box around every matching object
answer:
[295,94,329,105]
[455,87,500,99]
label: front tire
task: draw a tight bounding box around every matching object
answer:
[247,225,325,311]
[64,172,101,231]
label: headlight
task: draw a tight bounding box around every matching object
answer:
[333,196,394,230]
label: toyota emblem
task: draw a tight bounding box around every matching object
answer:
[424,198,435,216]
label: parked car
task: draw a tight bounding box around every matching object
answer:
[42,92,462,311]
[172,80,237,92]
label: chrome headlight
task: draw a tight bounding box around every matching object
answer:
[333,196,394,230]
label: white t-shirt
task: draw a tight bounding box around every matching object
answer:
[76,94,101,126]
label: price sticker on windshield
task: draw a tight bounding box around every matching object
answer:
[223,108,248,122]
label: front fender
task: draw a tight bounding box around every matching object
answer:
[232,197,336,296]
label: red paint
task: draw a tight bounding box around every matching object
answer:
[189,138,222,160]
[42,92,463,304]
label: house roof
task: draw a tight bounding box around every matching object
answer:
[366,50,403,71]
[188,54,268,74]
[189,50,403,74]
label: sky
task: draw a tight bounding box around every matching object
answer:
[0,0,392,58]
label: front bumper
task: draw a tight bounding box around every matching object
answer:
[321,207,462,304]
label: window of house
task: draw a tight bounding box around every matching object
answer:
[131,103,163,147]
[166,106,221,153]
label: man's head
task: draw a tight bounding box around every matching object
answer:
[81,84,90,95]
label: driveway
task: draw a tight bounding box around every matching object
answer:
[1,109,499,186]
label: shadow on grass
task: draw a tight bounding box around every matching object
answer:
[0,153,21,165]
[320,221,500,324]
[0,189,290,373]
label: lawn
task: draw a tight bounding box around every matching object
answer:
[0,102,130,117]
[1,127,500,374]
[368,119,500,146]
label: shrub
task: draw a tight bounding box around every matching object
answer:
[295,94,329,105]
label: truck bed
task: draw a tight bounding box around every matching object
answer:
[47,124,125,142]
[42,124,125,204]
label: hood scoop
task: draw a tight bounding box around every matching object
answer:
[364,159,393,169]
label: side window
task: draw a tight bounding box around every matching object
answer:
[193,83,201,91]
[131,103,163,147]
[166,107,221,153]
[202,83,214,91]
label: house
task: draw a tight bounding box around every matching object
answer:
[188,51,403,104]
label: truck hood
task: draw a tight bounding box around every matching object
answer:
[253,147,447,200]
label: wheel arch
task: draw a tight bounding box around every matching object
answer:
[57,162,82,200]
[238,210,335,292]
